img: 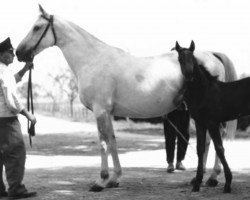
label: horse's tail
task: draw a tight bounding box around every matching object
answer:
[213,52,238,140]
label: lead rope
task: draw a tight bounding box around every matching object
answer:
[27,64,35,147]
[166,118,196,153]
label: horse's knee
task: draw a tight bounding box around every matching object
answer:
[96,115,109,133]
[197,150,205,158]
[115,169,122,177]
[100,140,108,153]
[215,145,225,155]
[213,166,222,175]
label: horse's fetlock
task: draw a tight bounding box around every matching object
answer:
[214,167,221,175]
[115,169,122,177]
[192,184,200,192]
[100,170,109,180]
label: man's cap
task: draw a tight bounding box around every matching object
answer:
[0,37,14,53]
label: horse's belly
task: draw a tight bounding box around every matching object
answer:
[113,99,176,118]
[112,83,181,118]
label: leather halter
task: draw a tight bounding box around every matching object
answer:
[27,14,57,147]
[33,14,57,51]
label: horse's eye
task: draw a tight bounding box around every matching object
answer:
[33,26,40,32]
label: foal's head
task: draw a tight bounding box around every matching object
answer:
[175,41,196,81]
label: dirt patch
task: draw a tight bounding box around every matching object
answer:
[4,116,250,200]
[1,167,249,200]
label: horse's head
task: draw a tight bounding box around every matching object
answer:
[16,5,57,62]
[175,41,195,81]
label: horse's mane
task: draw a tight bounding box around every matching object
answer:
[197,63,218,82]
[188,51,218,82]
[66,20,128,54]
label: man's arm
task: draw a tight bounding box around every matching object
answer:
[1,82,24,114]
[14,62,33,83]
[20,108,37,125]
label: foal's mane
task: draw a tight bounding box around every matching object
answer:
[197,64,219,82]
[190,51,218,83]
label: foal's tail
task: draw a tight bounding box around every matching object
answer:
[213,52,238,140]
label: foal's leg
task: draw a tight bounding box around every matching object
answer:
[203,131,211,172]
[192,122,207,192]
[0,153,6,194]
[90,106,121,191]
[205,131,222,187]
[208,123,232,193]
[206,152,221,187]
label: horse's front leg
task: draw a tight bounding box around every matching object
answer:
[90,105,121,192]
[204,131,222,187]
[192,122,207,192]
[106,115,122,188]
[208,122,232,193]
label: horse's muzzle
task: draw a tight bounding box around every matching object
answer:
[16,49,34,62]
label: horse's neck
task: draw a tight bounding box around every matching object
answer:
[55,18,110,76]
[185,63,209,105]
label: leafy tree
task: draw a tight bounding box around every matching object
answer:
[17,82,41,101]
[46,67,78,116]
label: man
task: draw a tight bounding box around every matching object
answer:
[163,102,190,173]
[0,37,37,199]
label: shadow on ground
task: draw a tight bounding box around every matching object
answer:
[24,131,165,156]
[3,166,248,200]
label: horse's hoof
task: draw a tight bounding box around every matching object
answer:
[192,185,200,192]
[190,177,196,185]
[106,181,119,188]
[89,184,104,192]
[223,185,231,193]
[206,178,219,187]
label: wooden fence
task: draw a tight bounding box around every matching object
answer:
[33,102,95,122]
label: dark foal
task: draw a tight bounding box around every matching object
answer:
[175,40,250,193]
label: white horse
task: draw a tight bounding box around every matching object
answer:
[16,5,237,192]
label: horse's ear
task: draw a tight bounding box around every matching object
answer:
[175,41,181,52]
[189,40,195,52]
[39,4,50,18]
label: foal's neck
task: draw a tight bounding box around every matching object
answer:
[184,57,213,106]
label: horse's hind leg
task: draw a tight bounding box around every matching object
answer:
[0,153,6,194]
[203,131,211,173]
[208,123,232,193]
[206,152,221,187]
[206,124,226,187]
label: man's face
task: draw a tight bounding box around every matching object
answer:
[0,49,15,65]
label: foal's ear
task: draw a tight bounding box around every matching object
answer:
[39,4,50,18]
[189,40,195,52]
[175,41,181,52]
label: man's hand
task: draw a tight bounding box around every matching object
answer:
[24,62,34,71]
[15,62,34,83]
[20,109,37,125]
[28,113,37,126]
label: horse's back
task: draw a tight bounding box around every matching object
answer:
[194,51,226,81]
[78,49,230,118]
